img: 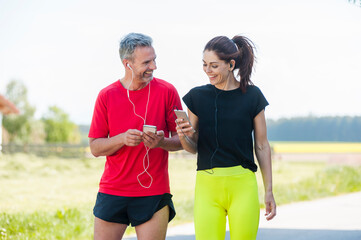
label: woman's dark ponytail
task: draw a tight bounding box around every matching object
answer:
[232,36,255,93]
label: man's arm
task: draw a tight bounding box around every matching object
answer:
[143,131,182,151]
[89,129,143,157]
[160,131,183,151]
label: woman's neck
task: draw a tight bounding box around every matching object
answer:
[215,77,239,91]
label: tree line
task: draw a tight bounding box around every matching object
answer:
[2,80,81,145]
[78,117,361,143]
[3,80,361,145]
[267,116,361,142]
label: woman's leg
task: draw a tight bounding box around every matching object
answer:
[227,172,260,240]
[194,172,227,240]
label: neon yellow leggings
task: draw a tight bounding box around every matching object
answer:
[194,166,260,240]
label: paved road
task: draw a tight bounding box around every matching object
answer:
[124,191,361,240]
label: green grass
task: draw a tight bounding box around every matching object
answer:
[1,152,361,239]
[272,165,361,205]
[0,153,100,239]
[0,208,92,240]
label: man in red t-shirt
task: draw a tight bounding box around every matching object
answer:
[89,33,183,240]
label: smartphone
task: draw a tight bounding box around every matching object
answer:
[143,125,157,134]
[174,110,195,132]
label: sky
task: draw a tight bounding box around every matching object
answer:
[1,0,361,125]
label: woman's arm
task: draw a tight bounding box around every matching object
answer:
[175,109,199,154]
[254,110,276,221]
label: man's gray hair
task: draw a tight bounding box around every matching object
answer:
[119,33,153,60]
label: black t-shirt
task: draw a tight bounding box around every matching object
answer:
[183,84,269,172]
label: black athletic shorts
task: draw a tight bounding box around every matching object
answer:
[93,192,176,227]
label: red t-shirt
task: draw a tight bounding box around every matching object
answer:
[89,78,182,197]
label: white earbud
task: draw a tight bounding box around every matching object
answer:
[127,63,133,70]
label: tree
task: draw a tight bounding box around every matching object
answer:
[267,116,361,142]
[348,0,361,7]
[42,106,81,143]
[2,80,36,143]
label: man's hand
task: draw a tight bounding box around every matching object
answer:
[122,129,143,146]
[143,130,165,149]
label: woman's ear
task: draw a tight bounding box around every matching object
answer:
[230,59,236,71]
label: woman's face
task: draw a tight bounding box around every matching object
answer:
[202,50,231,88]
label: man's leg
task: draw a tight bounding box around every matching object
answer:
[135,205,169,240]
[94,216,128,240]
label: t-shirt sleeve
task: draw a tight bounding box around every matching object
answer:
[252,86,269,118]
[182,89,197,116]
[88,91,109,138]
[166,84,182,132]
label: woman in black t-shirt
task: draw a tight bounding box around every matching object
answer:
[176,35,276,240]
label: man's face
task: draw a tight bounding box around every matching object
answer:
[129,46,157,83]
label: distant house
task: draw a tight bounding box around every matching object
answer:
[0,94,19,152]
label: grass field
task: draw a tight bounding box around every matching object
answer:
[1,146,361,239]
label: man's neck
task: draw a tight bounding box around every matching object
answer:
[120,77,149,91]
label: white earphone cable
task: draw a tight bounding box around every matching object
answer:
[126,67,153,188]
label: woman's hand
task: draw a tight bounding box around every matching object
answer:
[264,191,276,221]
[175,118,195,138]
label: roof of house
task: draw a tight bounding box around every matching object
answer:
[0,94,19,115]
